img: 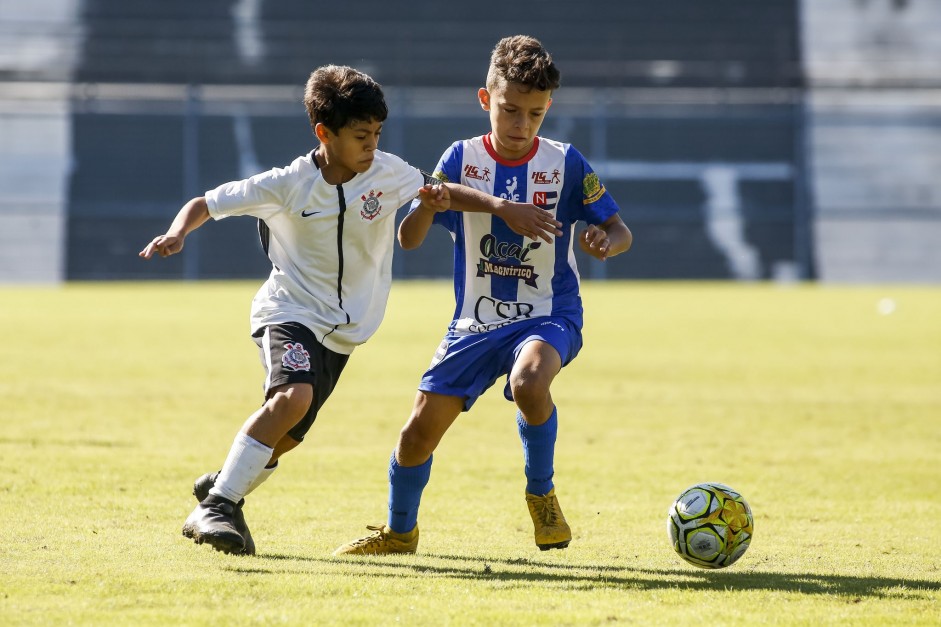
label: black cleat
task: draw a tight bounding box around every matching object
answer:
[192,471,220,503]
[193,471,256,555]
[182,495,246,555]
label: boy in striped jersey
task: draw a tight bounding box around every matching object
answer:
[335,36,631,555]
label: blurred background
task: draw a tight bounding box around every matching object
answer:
[1,0,939,283]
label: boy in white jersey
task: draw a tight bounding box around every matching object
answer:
[139,64,561,555]
[335,36,632,555]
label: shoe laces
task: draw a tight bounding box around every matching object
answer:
[530,494,561,527]
[348,524,388,548]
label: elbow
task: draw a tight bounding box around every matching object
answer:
[397,232,420,251]
[607,226,632,258]
[622,228,633,254]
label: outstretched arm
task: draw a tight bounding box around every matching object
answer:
[139,196,211,259]
[578,213,632,261]
[399,181,563,250]
[445,183,562,243]
[398,207,436,250]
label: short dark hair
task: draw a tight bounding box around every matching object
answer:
[486,35,561,92]
[304,65,388,135]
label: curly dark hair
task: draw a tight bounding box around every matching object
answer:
[304,65,388,134]
[486,35,561,92]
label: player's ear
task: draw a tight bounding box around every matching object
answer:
[478,88,491,111]
[314,122,332,144]
[546,97,553,111]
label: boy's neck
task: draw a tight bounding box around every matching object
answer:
[314,147,355,186]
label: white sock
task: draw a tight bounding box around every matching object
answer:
[209,432,274,504]
[245,461,277,496]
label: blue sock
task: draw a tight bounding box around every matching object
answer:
[517,407,557,496]
[387,451,432,534]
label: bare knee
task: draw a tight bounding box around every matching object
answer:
[395,393,463,466]
[244,383,313,447]
[397,418,438,464]
[510,367,553,423]
[267,383,313,418]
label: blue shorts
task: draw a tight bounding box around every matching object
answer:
[418,316,582,411]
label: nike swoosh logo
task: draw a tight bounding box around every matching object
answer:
[301,210,321,217]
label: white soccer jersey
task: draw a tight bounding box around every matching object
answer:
[206,149,425,354]
[420,133,619,335]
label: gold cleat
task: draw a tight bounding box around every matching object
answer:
[526,488,572,550]
[333,524,419,556]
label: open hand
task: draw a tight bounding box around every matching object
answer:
[501,203,563,243]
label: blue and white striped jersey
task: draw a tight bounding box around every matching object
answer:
[417,133,619,335]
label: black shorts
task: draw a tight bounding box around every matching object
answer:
[252,322,349,441]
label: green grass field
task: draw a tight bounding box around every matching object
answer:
[1,281,939,625]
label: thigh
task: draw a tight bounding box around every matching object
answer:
[253,322,350,441]
[419,317,583,410]
[417,327,520,411]
[511,317,582,368]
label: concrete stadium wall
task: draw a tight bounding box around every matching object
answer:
[0,0,80,283]
[801,0,941,282]
[808,90,941,282]
[0,110,70,282]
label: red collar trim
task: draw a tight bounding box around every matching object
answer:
[483,133,540,166]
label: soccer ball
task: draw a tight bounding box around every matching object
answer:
[667,482,754,569]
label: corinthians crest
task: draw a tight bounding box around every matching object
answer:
[360,190,383,221]
[281,342,311,371]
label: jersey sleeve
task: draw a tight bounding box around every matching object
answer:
[375,152,426,210]
[561,145,620,225]
[427,141,465,233]
[205,165,293,221]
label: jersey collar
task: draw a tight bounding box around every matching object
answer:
[483,133,540,167]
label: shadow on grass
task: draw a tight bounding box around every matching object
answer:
[249,552,940,599]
